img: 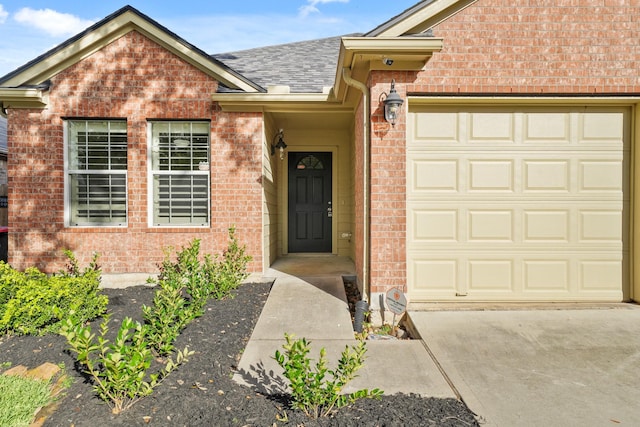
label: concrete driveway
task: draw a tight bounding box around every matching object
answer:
[410,306,640,426]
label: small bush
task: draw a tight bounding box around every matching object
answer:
[0,252,107,336]
[210,226,252,299]
[143,239,208,355]
[142,268,193,356]
[60,315,193,414]
[143,228,252,355]
[274,333,383,418]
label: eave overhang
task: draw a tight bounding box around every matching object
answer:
[212,92,350,114]
[334,36,444,104]
[212,35,444,114]
[0,88,47,113]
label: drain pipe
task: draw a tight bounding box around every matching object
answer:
[342,67,371,328]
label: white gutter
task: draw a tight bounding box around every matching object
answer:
[0,88,47,116]
[342,67,370,303]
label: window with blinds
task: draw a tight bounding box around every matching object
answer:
[66,120,127,226]
[150,121,210,226]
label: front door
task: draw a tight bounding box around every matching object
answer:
[288,152,332,252]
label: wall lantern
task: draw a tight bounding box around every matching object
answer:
[271,129,287,160]
[382,79,404,126]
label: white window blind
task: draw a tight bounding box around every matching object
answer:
[66,120,127,226]
[150,121,210,226]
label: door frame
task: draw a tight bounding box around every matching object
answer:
[280,147,338,255]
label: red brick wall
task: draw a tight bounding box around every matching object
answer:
[369,71,413,296]
[414,0,640,94]
[7,31,263,274]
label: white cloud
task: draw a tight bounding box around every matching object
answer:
[0,5,8,24]
[299,0,349,18]
[14,7,94,37]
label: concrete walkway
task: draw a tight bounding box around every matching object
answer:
[236,255,640,426]
[234,255,454,398]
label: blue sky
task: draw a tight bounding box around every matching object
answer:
[0,0,419,78]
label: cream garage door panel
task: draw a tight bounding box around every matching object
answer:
[407,107,629,302]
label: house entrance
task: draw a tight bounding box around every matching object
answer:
[287,152,332,252]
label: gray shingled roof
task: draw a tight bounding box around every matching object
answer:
[213,34,361,94]
[0,116,6,155]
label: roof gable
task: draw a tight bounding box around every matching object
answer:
[0,6,262,93]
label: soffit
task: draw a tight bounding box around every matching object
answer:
[333,36,444,105]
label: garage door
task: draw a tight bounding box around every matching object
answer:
[407,106,629,302]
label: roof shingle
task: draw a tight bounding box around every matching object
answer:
[213,34,360,94]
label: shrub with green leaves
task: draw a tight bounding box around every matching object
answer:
[143,228,252,355]
[0,252,107,336]
[143,239,208,355]
[60,315,193,414]
[274,333,383,418]
[210,226,252,299]
[142,271,193,356]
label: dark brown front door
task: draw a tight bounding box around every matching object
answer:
[288,152,332,252]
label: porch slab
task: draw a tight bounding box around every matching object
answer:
[266,254,358,278]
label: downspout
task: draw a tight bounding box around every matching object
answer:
[342,67,370,305]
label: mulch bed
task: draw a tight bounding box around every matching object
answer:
[0,282,480,426]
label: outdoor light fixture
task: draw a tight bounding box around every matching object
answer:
[382,79,404,126]
[271,129,287,160]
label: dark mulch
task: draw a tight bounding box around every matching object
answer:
[0,282,480,426]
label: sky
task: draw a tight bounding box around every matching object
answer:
[0,0,420,78]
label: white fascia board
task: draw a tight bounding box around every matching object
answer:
[212,92,341,112]
[372,0,479,37]
[0,88,47,109]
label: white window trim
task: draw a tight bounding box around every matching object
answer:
[147,121,211,228]
[64,120,128,228]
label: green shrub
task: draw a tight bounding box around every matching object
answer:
[0,262,28,326]
[274,333,383,418]
[60,315,193,414]
[0,253,107,336]
[143,228,252,355]
[142,272,193,356]
[211,226,252,299]
[59,250,101,281]
[143,240,208,355]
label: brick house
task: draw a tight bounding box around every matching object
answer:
[1,0,639,307]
